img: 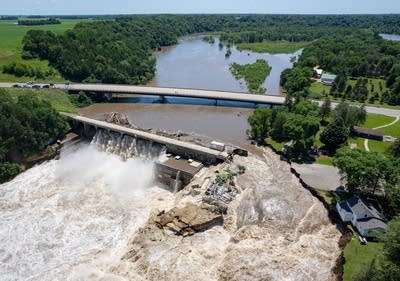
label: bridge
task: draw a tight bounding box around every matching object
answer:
[63,113,229,164]
[0,82,286,106]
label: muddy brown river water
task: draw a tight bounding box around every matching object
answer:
[78,103,254,149]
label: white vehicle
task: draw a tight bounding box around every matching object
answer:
[175,155,181,160]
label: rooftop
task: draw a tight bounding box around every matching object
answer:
[321,73,337,80]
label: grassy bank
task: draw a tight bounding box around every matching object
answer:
[308,78,400,110]
[0,19,90,82]
[230,59,271,93]
[7,88,77,113]
[236,41,310,54]
[343,236,384,281]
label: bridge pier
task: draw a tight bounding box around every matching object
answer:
[159,95,166,103]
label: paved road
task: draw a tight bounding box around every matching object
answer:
[0,82,285,105]
[2,82,400,117]
[62,113,229,161]
[291,163,343,191]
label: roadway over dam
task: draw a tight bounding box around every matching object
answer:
[0,82,286,106]
[63,113,229,164]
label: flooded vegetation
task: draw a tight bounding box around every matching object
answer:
[148,36,301,94]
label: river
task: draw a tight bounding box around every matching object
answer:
[380,33,400,41]
[148,36,301,95]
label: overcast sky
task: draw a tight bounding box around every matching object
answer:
[3,0,400,15]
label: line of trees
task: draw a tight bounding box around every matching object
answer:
[18,18,60,26]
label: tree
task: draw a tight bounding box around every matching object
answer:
[385,219,400,264]
[333,147,391,194]
[319,97,331,120]
[247,108,273,141]
[334,103,366,128]
[388,139,400,157]
[320,117,349,151]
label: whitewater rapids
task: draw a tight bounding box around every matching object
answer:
[0,145,341,281]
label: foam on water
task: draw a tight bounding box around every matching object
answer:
[0,144,174,281]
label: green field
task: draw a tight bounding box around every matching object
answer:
[363,114,395,129]
[7,88,77,113]
[308,78,400,109]
[381,120,400,137]
[0,19,90,82]
[343,237,384,281]
[236,41,310,54]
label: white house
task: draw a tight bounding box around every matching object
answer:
[336,196,387,238]
[321,73,337,85]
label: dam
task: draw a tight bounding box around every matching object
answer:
[63,113,234,190]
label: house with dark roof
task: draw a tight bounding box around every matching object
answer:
[336,196,387,238]
[352,126,384,141]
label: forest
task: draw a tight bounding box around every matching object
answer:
[0,89,69,182]
[21,14,400,87]
[281,31,400,105]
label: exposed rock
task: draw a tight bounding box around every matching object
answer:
[154,203,223,236]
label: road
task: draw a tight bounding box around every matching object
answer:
[1,82,400,117]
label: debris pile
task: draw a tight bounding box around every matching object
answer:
[104,112,138,129]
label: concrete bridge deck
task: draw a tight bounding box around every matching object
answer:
[0,82,285,105]
[62,83,285,105]
[63,113,229,162]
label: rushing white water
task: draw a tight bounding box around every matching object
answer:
[0,144,175,281]
[0,135,341,281]
[91,129,167,161]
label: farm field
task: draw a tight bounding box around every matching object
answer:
[0,19,90,82]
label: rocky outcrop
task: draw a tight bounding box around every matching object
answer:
[154,203,223,236]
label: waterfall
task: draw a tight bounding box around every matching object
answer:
[91,129,167,161]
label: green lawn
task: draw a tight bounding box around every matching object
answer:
[308,78,400,110]
[381,120,400,138]
[368,140,391,154]
[363,114,395,129]
[0,19,90,82]
[348,137,366,151]
[315,155,333,166]
[343,236,384,281]
[7,88,77,113]
[265,137,284,152]
[236,41,310,54]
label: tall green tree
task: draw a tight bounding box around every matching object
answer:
[320,117,349,151]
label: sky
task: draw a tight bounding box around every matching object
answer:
[2,0,400,15]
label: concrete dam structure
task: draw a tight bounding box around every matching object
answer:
[63,114,230,189]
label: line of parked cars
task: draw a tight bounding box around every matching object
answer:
[13,81,55,89]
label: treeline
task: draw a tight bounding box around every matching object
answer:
[0,90,69,182]
[22,14,400,85]
[2,62,57,79]
[281,32,400,105]
[18,18,60,26]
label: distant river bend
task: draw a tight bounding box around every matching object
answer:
[148,36,302,95]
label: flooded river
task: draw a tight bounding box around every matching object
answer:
[148,36,301,94]
[78,103,253,149]
[380,33,400,41]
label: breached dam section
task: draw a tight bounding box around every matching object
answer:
[0,114,341,280]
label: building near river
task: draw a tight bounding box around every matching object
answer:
[336,196,387,238]
[321,73,337,85]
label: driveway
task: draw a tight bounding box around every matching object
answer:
[291,163,343,191]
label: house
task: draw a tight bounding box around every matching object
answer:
[336,196,387,238]
[321,73,337,85]
[313,66,323,78]
[352,126,384,141]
